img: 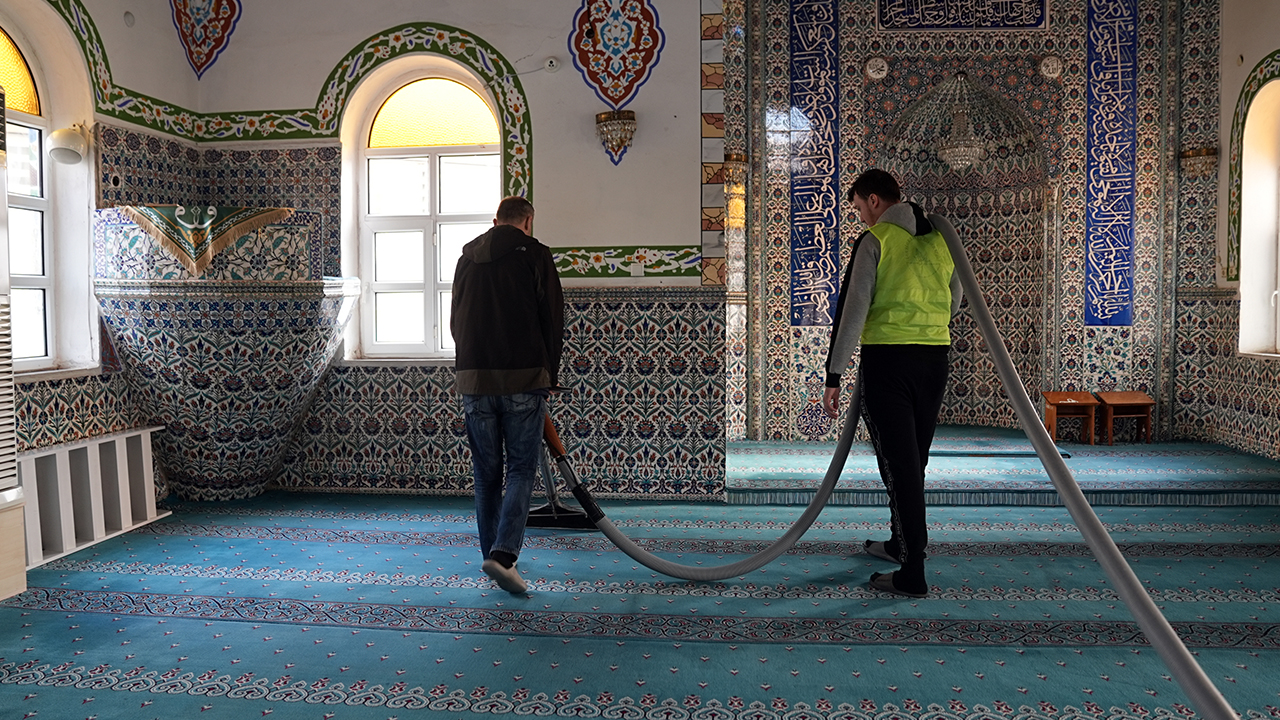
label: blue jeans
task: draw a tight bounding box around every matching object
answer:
[463,392,546,560]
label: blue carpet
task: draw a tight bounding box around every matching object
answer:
[729,429,1280,506]
[2,493,1279,719]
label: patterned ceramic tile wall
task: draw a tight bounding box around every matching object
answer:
[97,280,357,501]
[200,145,344,277]
[867,61,1054,431]
[22,124,340,457]
[1172,0,1221,440]
[1168,0,1280,461]
[94,208,326,281]
[14,373,140,452]
[96,124,204,207]
[1176,292,1280,459]
[746,0,1178,441]
[97,123,344,275]
[282,288,727,498]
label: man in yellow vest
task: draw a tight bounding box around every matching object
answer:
[821,169,961,598]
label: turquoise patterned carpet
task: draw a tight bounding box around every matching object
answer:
[729,426,1280,505]
[2,492,1279,719]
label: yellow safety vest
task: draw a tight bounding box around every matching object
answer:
[861,221,954,345]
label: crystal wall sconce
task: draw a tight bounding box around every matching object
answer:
[596,109,636,165]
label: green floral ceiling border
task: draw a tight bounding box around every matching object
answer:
[553,246,701,278]
[1226,48,1280,282]
[44,0,532,198]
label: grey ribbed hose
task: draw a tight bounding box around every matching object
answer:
[555,215,1238,720]
[930,214,1236,720]
[556,376,862,581]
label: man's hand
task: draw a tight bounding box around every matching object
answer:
[822,387,840,419]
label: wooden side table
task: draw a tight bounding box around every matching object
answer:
[1096,391,1156,445]
[1041,391,1100,444]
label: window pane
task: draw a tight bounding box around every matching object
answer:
[0,28,40,115]
[374,230,424,283]
[439,291,455,350]
[369,78,499,148]
[11,288,47,359]
[5,122,42,198]
[368,157,430,216]
[374,292,424,343]
[438,222,490,283]
[8,207,44,276]
[439,154,501,214]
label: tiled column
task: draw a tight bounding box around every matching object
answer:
[701,1,728,286]
[721,0,748,439]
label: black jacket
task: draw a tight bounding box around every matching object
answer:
[451,223,563,395]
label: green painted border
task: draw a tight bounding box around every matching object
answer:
[553,246,701,278]
[43,0,532,198]
[1226,48,1280,282]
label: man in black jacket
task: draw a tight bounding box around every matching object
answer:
[452,196,564,594]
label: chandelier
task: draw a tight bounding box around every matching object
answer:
[596,110,637,165]
[936,106,987,172]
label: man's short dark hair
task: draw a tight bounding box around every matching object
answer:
[847,169,902,204]
[496,196,535,224]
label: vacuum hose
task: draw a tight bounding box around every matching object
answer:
[929,214,1237,720]
[543,214,1236,720]
[543,379,861,581]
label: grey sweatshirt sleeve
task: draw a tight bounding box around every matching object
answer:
[950,268,963,313]
[826,234,880,381]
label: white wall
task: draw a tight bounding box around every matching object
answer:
[81,0,201,112]
[82,0,702,252]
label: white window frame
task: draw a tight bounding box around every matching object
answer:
[0,9,97,379]
[356,72,502,359]
[6,108,56,371]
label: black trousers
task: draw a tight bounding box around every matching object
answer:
[858,344,950,568]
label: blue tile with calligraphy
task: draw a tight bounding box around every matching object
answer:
[877,0,1047,30]
[1084,0,1137,326]
[788,0,840,327]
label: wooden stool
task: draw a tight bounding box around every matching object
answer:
[1041,391,1099,444]
[1096,391,1155,445]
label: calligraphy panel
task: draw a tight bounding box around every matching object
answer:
[788,0,840,327]
[877,0,1047,30]
[1084,0,1137,326]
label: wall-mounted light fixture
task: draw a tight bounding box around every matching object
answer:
[596,110,636,165]
[723,152,749,232]
[1179,147,1218,179]
[47,123,88,164]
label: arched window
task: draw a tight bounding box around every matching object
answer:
[2,24,52,366]
[360,76,502,357]
[1238,79,1280,355]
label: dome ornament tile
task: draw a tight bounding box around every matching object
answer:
[883,71,1044,189]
